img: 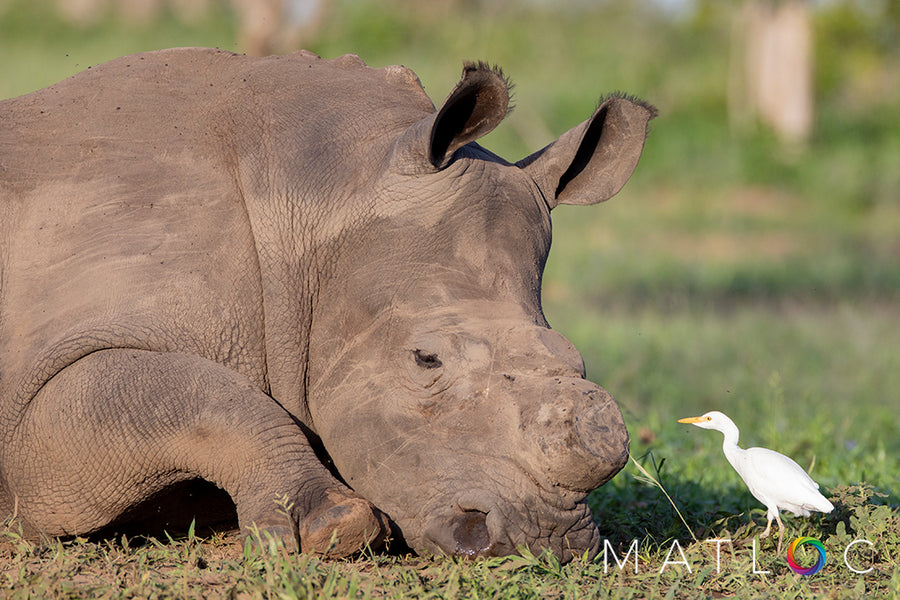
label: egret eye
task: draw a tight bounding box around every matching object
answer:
[413,349,442,369]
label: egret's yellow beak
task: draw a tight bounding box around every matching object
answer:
[677,415,710,424]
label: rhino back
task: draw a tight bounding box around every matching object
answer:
[0,48,433,420]
[0,50,262,418]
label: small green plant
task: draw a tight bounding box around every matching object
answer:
[827,484,900,571]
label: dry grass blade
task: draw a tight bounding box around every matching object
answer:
[629,452,698,544]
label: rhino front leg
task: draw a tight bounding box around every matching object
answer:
[5,349,386,556]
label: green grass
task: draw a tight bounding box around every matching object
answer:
[3,495,899,600]
[2,0,899,597]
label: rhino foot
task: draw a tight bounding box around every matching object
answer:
[297,490,389,558]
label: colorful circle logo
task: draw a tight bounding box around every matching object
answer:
[786,537,827,575]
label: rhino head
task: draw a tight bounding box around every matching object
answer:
[306,64,654,560]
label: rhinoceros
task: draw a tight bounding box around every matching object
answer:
[0,48,654,560]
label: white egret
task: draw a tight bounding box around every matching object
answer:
[678,411,833,552]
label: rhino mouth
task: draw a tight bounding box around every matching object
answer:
[417,486,600,561]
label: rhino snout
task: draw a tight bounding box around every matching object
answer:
[519,378,629,492]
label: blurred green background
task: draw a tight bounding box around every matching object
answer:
[2,0,898,523]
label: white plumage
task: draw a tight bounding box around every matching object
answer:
[678,410,833,552]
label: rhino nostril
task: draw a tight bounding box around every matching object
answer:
[424,509,495,557]
[452,511,493,557]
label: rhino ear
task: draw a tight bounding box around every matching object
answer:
[428,62,509,168]
[517,95,656,209]
[395,62,509,172]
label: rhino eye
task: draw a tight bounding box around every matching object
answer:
[413,349,443,369]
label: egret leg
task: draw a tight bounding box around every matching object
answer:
[775,513,785,554]
[760,516,772,539]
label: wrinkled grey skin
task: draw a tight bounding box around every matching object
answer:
[0,48,654,561]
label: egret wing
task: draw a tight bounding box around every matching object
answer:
[737,447,825,515]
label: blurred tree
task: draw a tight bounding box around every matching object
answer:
[50,0,328,54]
[729,0,814,146]
[231,0,330,55]
[55,0,212,26]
